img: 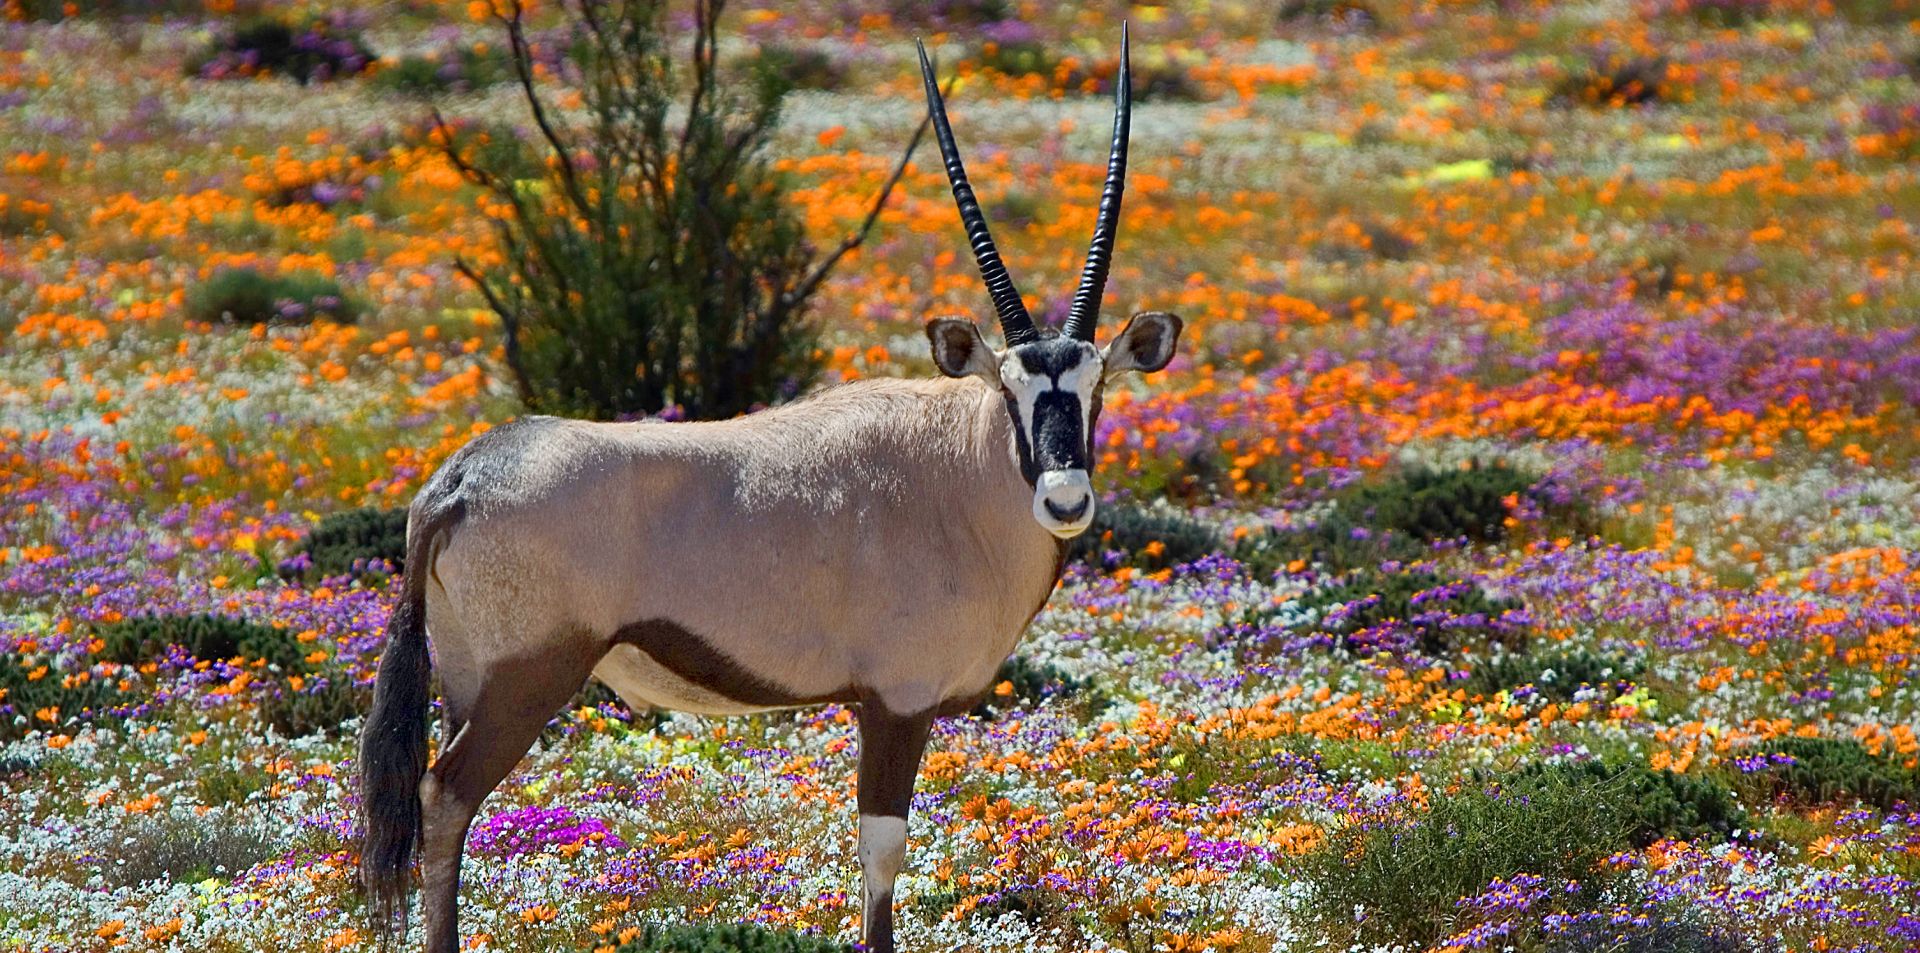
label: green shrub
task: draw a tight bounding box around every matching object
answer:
[976,40,1056,79]
[1277,0,1383,29]
[98,613,307,671]
[1668,0,1773,26]
[373,45,511,96]
[972,655,1091,718]
[185,267,360,326]
[1551,56,1677,109]
[187,18,378,84]
[1824,0,1920,25]
[1236,461,1552,577]
[262,676,368,739]
[286,506,409,583]
[888,0,1010,27]
[1234,511,1422,579]
[1514,760,1749,847]
[1741,737,1920,810]
[6,0,213,19]
[1282,568,1527,656]
[94,614,364,738]
[1069,503,1222,571]
[0,194,58,237]
[752,45,848,92]
[1300,767,1636,949]
[1341,461,1540,545]
[0,652,136,740]
[1466,646,1645,701]
[913,885,1058,927]
[455,0,912,420]
[596,922,854,952]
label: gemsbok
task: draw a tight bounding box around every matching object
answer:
[359,26,1182,953]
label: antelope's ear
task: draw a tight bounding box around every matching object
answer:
[1103,311,1183,378]
[926,318,1000,381]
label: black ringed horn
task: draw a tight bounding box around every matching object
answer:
[916,40,1038,347]
[1062,22,1131,343]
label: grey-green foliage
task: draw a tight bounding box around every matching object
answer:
[1299,765,1638,949]
[101,814,279,887]
[1514,759,1749,847]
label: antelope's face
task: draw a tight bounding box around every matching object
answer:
[917,25,1181,539]
[928,313,1183,538]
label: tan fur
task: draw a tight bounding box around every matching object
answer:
[424,376,1063,716]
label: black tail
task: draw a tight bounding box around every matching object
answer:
[358,508,444,947]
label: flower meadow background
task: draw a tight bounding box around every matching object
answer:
[3,0,1920,951]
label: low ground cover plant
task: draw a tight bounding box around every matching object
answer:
[184,267,360,325]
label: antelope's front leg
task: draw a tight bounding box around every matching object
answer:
[856,703,934,953]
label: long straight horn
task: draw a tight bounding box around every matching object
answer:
[1062,23,1132,343]
[916,40,1038,346]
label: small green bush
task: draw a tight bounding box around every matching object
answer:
[1741,737,1920,810]
[596,922,854,952]
[1668,0,1773,26]
[1514,760,1749,847]
[373,45,511,96]
[98,613,306,671]
[1341,461,1540,545]
[1069,503,1222,571]
[0,653,135,740]
[1551,56,1676,109]
[187,18,378,84]
[888,0,1010,27]
[185,268,360,326]
[286,506,409,583]
[6,0,212,19]
[262,676,367,739]
[1236,461,1553,577]
[1466,646,1645,701]
[1286,568,1527,656]
[1234,511,1421,579]
[1300,767,1636,949]
[975,40,1054,79]
[1277,0,1383,29]
[0,195,58,237]
[752,45,848,92]
[972,655,1091,718]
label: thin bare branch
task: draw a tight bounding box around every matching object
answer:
[500,0,591,217]
[783,104,938,309]
[455,256,536,402]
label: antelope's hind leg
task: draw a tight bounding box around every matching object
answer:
[418,635,605,953]
[856,704,934,953]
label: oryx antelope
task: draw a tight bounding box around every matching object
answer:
[359,26,1181,953]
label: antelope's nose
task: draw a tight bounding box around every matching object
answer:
[1044,495,1090,523]
[1033,469,1096,538]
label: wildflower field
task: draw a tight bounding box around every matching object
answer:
[4,0,1920,950]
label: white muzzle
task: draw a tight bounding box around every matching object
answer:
[1033,469,1096,539]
